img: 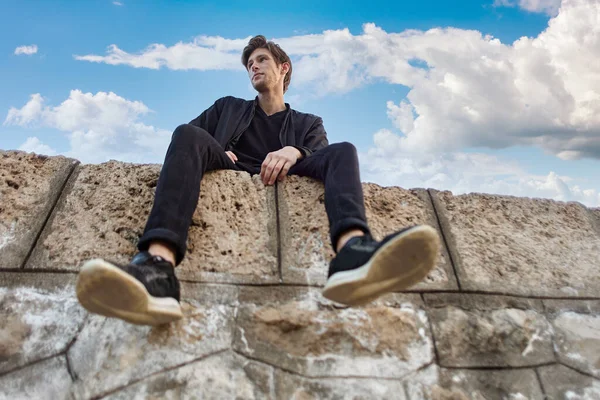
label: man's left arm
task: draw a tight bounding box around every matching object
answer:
[293,116,329,159]
[260,116,329,185]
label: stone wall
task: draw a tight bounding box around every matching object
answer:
[1,149,599,400]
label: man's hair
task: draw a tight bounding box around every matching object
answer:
[242,35,292,93]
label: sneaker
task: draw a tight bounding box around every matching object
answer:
[322,225,440,306]
[76,251,183,326]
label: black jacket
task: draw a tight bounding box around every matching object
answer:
[188,96,329,158]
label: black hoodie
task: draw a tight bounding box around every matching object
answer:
[188,96,329,158]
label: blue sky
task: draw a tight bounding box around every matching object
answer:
[2,0,599,206]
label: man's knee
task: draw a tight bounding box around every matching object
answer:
[331,141,357,156]
[171,124,211,145]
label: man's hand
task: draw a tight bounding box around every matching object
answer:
[225,151,237,164]
[260,146,302,186]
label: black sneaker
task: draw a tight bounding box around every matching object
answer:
[76,252,183,326]
[322,225,440,306]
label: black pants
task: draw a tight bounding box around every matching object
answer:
[137,124,371,265]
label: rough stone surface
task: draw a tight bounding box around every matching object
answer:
[543,299,600,315]
[278,177,455,289]
[436,368,544,399]
[26,162,160,271]
[0,150,77,269]
[233,287,433,378]
[26,164,278,284]
[0,355,72,400]
[431,190,600,297]
[103,351,274,400]
[68,301,235,399]
[0,284,86,374]
[551,311,600,378]
[177,170,278,284]
[538,364,600,400]
[424,294,554,367]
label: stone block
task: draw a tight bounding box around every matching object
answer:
[542,299,600,315]
[177,170,278,284]
[275,373,404,400]
[0,356,72,400]
[435,368,544,399]
[101,351,274,400]
[68,300,235,399]
[0,150,77,269]
[551,310,600,378]
[233,286,433,378]
[26,164,279,285]
[424,293,554,367]
[278,177,455,290]
[537,364,600,400]
[430,190,600,297]
[0,281,86,374]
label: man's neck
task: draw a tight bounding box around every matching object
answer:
[257,91,286,116]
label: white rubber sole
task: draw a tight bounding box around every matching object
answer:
[76,259,183,326]
[322,225,440,306]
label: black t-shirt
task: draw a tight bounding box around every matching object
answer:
[232,105,285,170]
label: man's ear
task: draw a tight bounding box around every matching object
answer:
[280,62,290,76]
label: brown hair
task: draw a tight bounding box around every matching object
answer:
[242,35,292,93]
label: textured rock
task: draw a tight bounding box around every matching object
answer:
[233,287,433,378]
[0,356,72,400]
[436,368,544,399]
[177,170,278,284]
[538,364,600,400]
[278,177,455,289]
[26,164,278,284]
[542,299,600,315]
[26,162,160,270]
[431,190,600,297]
[68,301,235,399]
[275,364,438,400]
[551,311,600,378]
[424,294,554,367]
[0,284,86,374]
[103,351,274,400]
[0,150,77,269]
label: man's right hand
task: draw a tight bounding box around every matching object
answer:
[225,151,237,164]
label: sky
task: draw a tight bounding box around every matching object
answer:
[2,0,599,206]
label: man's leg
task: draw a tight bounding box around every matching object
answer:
[289,142,440,306]
[76,124,239,325]
[288,142,371,252]
[138,124,240,266]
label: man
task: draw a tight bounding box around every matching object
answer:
[75,35,440,326]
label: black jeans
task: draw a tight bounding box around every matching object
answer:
[138,123,371,265]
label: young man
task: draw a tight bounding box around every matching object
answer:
[75,35,440,326]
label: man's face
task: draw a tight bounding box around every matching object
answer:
[247,48,287,93]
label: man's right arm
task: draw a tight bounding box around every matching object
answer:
[188,97,224,135]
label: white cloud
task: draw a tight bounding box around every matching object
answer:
[113,1,123,5]
[74,0,600,160]
[4,91,171,164]
[359,129,600,207]
[494,0,562,16]
[18,137,57,156]
[14,45,38,56]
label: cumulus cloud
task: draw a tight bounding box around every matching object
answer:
[74,0,600,160]
[113,1,123,5]
[74,36,247,70]
[18,137,57,156]
[4,91,171,164]
[359,129,600,207]
[14,45,38,55]
[494,0,562,16]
